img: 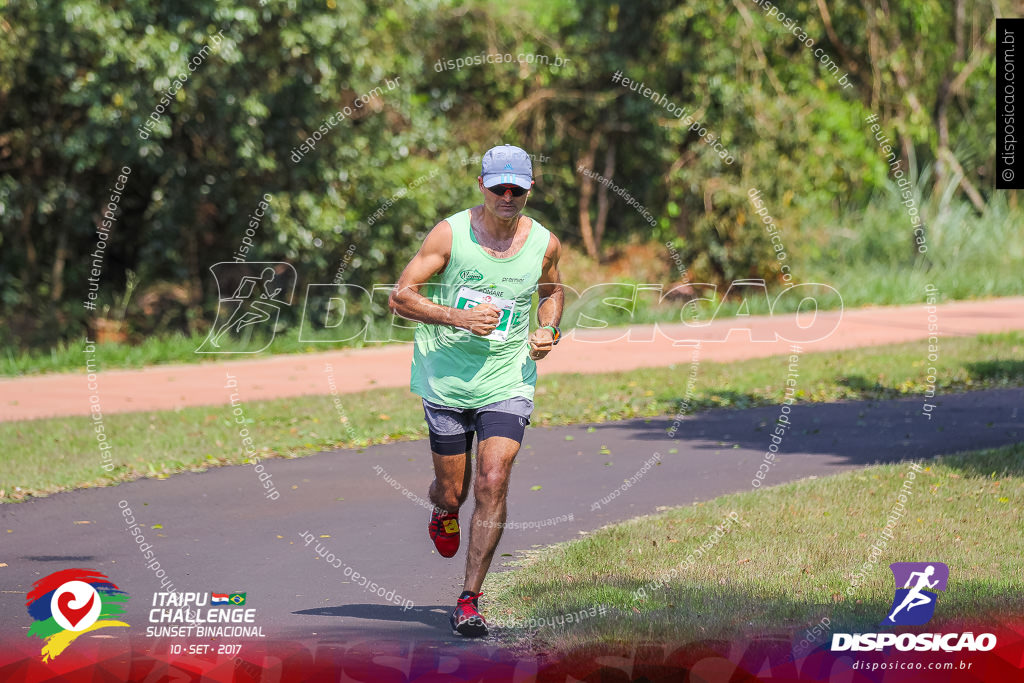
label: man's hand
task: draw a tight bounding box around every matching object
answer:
[460,303,501,336]
[529,327,554,360]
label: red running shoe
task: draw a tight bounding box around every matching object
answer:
[429,507,460,557]
[450,591,488,637]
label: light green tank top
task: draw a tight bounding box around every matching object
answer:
[410,208,551,408]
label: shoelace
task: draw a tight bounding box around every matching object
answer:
[457,591,483,608]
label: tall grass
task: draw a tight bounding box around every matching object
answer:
[798,167,1024,304]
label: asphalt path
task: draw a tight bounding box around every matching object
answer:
[1,388,1021,657]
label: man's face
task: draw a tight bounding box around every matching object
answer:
[478,177,532,220]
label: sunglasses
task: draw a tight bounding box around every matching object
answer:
[486,184,529,198]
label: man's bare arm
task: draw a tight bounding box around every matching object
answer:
[536,234,563,328]
[528,234,564,360]
[389,221,500,335]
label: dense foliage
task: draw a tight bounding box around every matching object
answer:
[0,0,1010,348]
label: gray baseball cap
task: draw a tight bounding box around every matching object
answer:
[480,144,533,190]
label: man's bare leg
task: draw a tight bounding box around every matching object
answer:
[464,435,520,593]
[428,448,472,513]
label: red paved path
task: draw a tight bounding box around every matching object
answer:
[2,296,1022,422]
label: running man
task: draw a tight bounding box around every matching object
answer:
[389,144,563,637]
[887,564,940,622]
[209,267,284,348]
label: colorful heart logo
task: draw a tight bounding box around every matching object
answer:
[48,580,101,632]
[56,591,95,628]
[27,569,130,661]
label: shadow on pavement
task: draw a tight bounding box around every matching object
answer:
[584,389,1023,465]
[295,603,451,629]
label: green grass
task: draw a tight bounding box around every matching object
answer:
[2,331,1022,503]
[481,443,1024,654]
[1,319,413,377]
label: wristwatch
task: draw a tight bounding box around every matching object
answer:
[541,325,561,345]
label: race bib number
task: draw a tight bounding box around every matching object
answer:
[454,286,515,341]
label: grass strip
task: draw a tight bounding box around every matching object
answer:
[481,443,1024,654]
[1,331,1021,503]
